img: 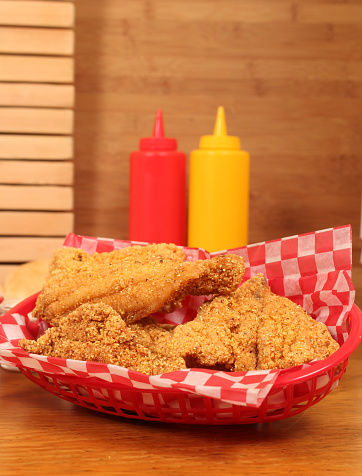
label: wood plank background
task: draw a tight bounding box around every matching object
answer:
[0,0,75,282]
[73,1,362,260]
[75,0,362,305]
[1,0,362,303]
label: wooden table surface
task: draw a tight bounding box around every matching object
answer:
[0,342,361,475]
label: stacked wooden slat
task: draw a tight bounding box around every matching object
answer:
[0,1,75,282]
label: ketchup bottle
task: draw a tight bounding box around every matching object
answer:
[129,110,187,245]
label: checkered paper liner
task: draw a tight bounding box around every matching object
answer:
[0,225,355,409]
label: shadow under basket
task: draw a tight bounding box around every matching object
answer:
[16,304,361,425]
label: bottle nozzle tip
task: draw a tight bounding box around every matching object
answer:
[213,106,227,137]
[153,109,165,138]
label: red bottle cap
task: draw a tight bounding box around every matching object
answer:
[139,110,178,151]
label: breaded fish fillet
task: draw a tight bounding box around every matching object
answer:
[33,244,245,326]
[20,269,339,375]
[47,243,186,276]
[129,318,176,357]
[171,273,339,371]
[171,274,269,371]
[256,292,340,369]
[20,302,185,375]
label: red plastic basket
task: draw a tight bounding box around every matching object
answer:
[2,295,361,425]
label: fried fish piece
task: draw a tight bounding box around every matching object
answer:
[48,243,186,276]
[256,292,340,370]
[129,318,176,357]
[170,273,339,371]
[20,302,186,375]
[33,245,245,326]
[170,274,269,371]
[23,265,339,375]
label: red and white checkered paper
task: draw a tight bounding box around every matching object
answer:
[0,225,355,408]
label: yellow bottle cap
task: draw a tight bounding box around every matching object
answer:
[199,106,241,150]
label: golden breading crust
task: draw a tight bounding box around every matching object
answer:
[20,303,185,375]
[20,270,340,375]
[33,245,245,326]
[171,273,339,371]
[170,274,269,371]
[129,318,176,357]
[257,292,340,369]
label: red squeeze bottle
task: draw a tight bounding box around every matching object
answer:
[129,110,187,245]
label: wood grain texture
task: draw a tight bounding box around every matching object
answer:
[0,237,66,262]
[0,83,75,107]
[0,211,74,236]
[0,1,74,27]
[0,340,361,475]
[0,161,73,185]
[0,108,73,134]
[0,55,74,82]
[0,26,74,55]
[73,0,362,300]
[0,135,73,159]
[0,0,75,270]
[0,185,73,211]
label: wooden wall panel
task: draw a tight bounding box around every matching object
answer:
[0,237,67,263]
[0,56,74,82]
[0,83,75,108]
[0,1,74,27]
[0,27,74,55]
[0,0,75,276]
[0,185,73,210]
[0,212,74,236]
[0,161,73,185]
[0,135,73,160]
[0,108,74,134]
[73,0,362,304]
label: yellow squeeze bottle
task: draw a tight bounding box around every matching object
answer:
[187,106,249,252]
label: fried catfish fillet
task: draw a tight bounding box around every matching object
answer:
[20,302,185,375]
[170,274,269,371]
[256,292,340,370]
[171,273,339,371]
[33,244,245,326]
[23,265,339,375]
[129,318,176,357]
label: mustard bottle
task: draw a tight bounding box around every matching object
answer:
[187,106,249,252]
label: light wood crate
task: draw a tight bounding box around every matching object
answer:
[0,1,75,282]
